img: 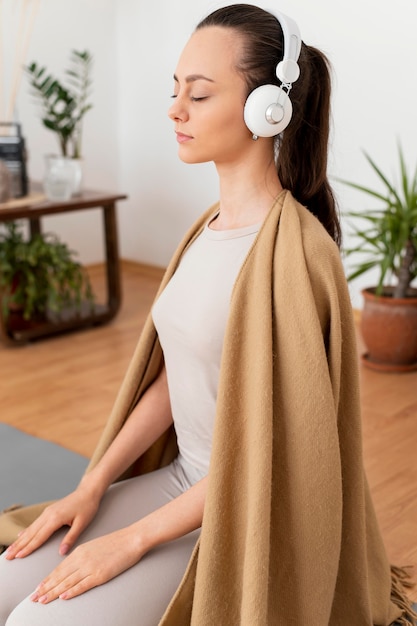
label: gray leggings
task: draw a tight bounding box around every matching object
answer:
[0,458,201,626]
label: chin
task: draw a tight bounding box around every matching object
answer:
[177,151,210,165]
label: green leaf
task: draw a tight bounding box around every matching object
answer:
[0,222,95,320]
[339,142,417,292]
[25,49,93,158]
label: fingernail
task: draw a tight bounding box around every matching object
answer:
[59,543,69,556]
[38,594,48,604]
[30,592,39,602]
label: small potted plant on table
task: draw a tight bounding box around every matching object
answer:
[342,144,417,372]
[25,50,93,196]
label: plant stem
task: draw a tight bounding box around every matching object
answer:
[60,136,68,157]
[393,239,416,299]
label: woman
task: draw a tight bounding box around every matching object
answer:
[0,5,415,625]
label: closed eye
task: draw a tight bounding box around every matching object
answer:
[170,95,208,102]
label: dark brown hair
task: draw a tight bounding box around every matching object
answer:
[197,4,341,246]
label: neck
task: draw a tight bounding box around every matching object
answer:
[212,151,283,230]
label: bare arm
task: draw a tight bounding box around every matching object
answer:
[6,366,173,559]
[79,365,173,500]
[135,473,206,551]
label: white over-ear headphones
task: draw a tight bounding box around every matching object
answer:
[243,9,302,138]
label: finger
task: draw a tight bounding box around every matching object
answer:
[59,519,84,556]
[32,569,77,604]
[8,530,51,559]
[33,568,94,604]
[6,521,60,559]
[5,517,45,552]
[5,528,39,559]
[58,573,95,600]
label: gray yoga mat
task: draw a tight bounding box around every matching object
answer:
[0,422,88,511]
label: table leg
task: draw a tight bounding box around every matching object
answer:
[102,202,122,316]
[29,217,41,238]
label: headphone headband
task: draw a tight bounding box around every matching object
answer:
[273,10,301,84]
[274,10,302,68]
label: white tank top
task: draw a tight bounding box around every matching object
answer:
[152,215,260,475]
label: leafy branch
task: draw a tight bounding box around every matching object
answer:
[340,144,417,298]
[0,221,94,320]
[25,50,93,158]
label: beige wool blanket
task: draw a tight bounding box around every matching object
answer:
[0,191,415,625]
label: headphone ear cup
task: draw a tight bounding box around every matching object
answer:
[243,84,293,138]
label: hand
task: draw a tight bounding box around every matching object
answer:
[5,485,101,560]
[30,526,145,603]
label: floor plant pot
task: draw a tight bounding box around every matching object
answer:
[361,287,417,372]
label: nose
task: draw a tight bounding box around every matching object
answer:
[168,95,189,123]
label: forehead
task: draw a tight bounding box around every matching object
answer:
[175,26,244,81]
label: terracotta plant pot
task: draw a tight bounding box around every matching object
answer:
[360,287,417,372]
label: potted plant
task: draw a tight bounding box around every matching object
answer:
[341,143,417,372]
[0,221,94,329]
[25,50,93,194]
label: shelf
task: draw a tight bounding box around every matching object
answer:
[5,302,115,344]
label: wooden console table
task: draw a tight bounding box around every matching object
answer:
[0,186,127,345]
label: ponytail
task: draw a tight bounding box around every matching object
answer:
[277,45,341,246]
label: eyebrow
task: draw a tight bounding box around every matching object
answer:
[173,73,215,84]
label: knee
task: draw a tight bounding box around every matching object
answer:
[5,600,45,626]
[0,559,19,626]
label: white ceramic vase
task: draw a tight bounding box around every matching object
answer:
[43,155,83,200]
[43,155,74,201]
[70,158,83,196]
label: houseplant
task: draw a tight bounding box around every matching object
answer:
[0,221,94,326]
[25,50,93,194]
[25,49,93,159]
[341,143,417,371]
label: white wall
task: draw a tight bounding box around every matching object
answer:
[3,0,417,307]
[2,0,120,263]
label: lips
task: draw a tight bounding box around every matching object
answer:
[175,131,193,143]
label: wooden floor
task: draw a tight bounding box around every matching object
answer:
[1,262,416,598]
